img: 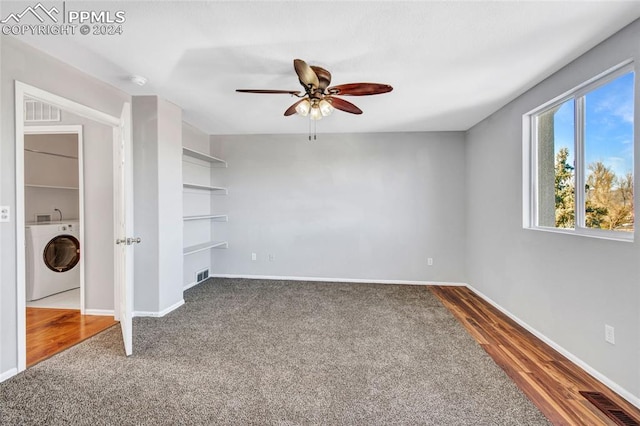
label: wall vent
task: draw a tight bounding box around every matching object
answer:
[24,97,61,122]
[579,391,639,426]
[196,268,209,283]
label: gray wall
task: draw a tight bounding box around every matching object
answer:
[182,122,215,288]
[210,132,467,283]
[24,133,80,222]
[0,36,129,376]
[465,21,640,400]
[132,96,184,314]
[72,116,115,312]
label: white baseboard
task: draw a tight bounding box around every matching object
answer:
[133,299,185,318]
[0,368,18,383]
[466,284,640,410]
[183,280,199,291]
[84,309,114,316]
[210,273,467,287]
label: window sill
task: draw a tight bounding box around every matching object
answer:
[525,226,634,243]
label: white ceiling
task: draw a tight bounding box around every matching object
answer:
[11,1,640,135]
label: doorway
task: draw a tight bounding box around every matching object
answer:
[14,81,133,373]
[24,126,84,312]
[22,126,118,366]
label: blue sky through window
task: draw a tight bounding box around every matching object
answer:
[554,72,634,178]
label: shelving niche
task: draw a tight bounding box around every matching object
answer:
[182,146,228,263]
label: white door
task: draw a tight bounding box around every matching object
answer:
[114,102,134,355]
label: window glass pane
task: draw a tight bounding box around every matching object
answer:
[584,72,634,232]
[537,99,575,228]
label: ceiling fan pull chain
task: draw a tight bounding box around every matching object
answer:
[308,115,312,141]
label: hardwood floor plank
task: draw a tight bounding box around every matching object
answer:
[430,286,640,426]
[26,308,118,367]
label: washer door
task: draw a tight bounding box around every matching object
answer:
[43,234,80,273]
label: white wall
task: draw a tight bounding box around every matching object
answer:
[465,21,640,402]
[0,36,129,377]
[210,132,467,283]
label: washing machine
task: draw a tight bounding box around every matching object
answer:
[26,221,80,301]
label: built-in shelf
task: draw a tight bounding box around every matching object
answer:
[183,182,228,193]
[25,184,79,190]
[182,147,227,167]
[183,241,228,255]
[183,214,228,222]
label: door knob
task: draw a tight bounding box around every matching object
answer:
[116,237,142,245]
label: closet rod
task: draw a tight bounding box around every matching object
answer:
[24,148,78,160]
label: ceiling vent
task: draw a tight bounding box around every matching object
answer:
[24,97,61,122]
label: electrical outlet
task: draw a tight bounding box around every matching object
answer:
[268,254,275,262]
[427,257,433,266]
[0,206,9,222]
[605,325,615,345]
[251,253,257,261]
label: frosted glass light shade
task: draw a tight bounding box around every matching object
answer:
[310,105,323,120]
[295,99,311,116]
[319,99,334,116]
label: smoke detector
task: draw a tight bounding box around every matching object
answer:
[130,75,147,86]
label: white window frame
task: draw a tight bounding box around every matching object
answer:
[524,60,635,242]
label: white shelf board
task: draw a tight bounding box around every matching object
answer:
[182,147,227,167]
[183,241,228,255]
[25,184,79,190]
[183,214,228,222]
[183,182,228,193]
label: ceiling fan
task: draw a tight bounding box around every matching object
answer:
[236,59,393,121]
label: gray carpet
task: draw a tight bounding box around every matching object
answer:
[1,279,550,425]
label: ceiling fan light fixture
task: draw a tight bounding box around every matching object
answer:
[319,99,334,116]
[295,99,311,116]
[310,105,323,120]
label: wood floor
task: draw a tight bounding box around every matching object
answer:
[26,308,117,367]
[431,286,640,426]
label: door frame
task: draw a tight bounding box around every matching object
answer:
[15,81,131,371]
[23,125,85,313]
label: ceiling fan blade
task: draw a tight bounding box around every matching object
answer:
[327,83,393,96]
[329,97,363,115]
[236,89,301,95]
[310,66,331,91]
[284,99,306,116]
[294,59,319,89]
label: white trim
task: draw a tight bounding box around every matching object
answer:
[210,274,467,287]
[0,368,18,383]
[84,309,115,316]
[15,83,27,372]
[183,280,200,291]
[24,125,85,314]
[133,299,185,318]
[466,284,640,410]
